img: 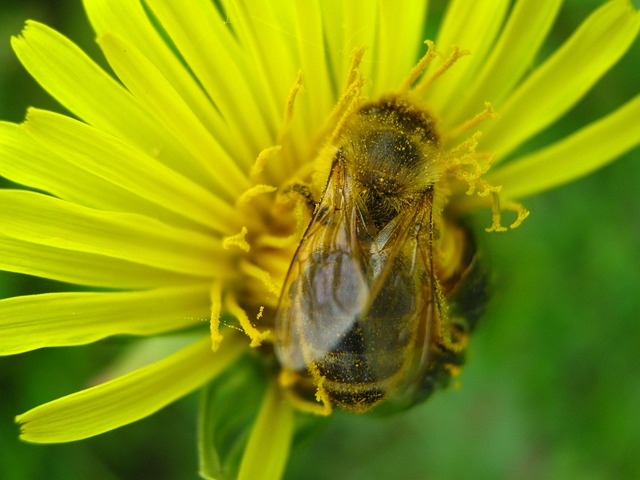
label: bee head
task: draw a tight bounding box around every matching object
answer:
[341,97,442,195]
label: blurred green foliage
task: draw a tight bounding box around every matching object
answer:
[1,1,639,479]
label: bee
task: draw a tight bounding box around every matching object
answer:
[275,97,487,413]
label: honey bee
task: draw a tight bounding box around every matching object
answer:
[275,97,487,413]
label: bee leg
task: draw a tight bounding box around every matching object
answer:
[283,182,317,213]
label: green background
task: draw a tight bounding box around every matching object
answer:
[1,1,638,479]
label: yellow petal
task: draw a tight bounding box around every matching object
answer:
[227,0,301,128]
[291,0,335,134]
[11,21,212,185]
[96,32,249,200]
[489,93,640,199]
[237,382,294,480]
[0,121,173,219]
[480,0,640,159]
[144,0,277,158]
[0,190,225,277]
[84,0,245,160]
[16,335,244,443]
[319,0,349,87]
[0,285,211,355]
[24,109,239,233]
[444,0,563,128]
[374,0,429,94]
[424,0,510,116]
[0,234,195,289]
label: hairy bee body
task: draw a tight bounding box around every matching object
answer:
[275,97,487,413]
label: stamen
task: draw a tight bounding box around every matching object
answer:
[447,131,482,162]
[240,260,282,297]
[319,77,365,149]
[307,49,367,190]
[236,184,277,208]
[446,102,497,142]
[209,279,224,352]
[471,189,530,232]
[250,145,282,180]
[312,48,367,151]
[505,201,530,229]
[280,70,304,141]
[307,363,333,416]
[254,232,297,249]
[326,86,363,147]
[485,190,508,232]
[222,226,250,252]
[441,132,496,197]
[278,370,332,416]
[286,160,318,186]
[224,292,271,347]
[413,46,470,94]
[313,377,332,415]
[437,98,530,233]
[345,47,367,91]
[397,40,438,94]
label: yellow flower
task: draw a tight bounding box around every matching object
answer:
[0,0,638,478]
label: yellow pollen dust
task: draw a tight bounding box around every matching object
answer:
[393,41,529,232]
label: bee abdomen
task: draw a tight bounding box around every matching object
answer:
[321,378,388,412]
[312,349,409,411]
[316,350,404,383]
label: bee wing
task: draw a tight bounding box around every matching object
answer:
[276,161,442,409]
[355,188,441,398]
[275,161,371,372]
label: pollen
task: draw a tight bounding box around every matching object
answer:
[394,42,530,232]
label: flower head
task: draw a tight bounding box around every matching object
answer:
[1,0,638,478]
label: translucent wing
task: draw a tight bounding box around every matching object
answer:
[358,186,440,404]
[275,160,370,372]
[275,161,440,410]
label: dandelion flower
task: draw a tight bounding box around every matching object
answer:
[1,0,638,478]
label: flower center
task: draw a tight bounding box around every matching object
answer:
[217,41,528,353]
